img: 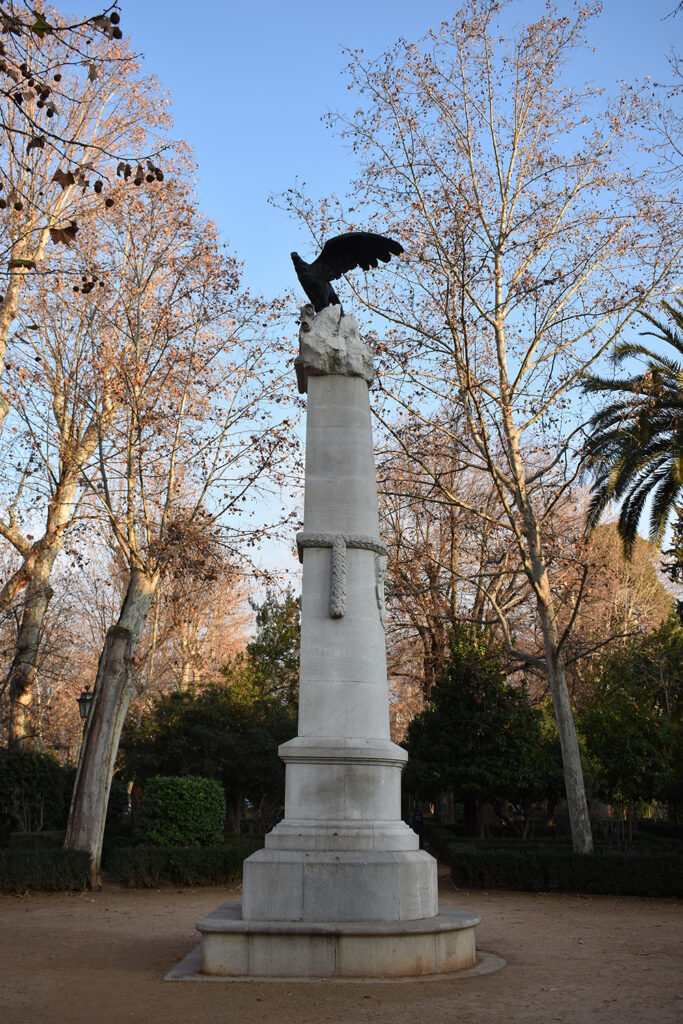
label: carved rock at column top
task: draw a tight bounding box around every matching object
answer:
[294,304,374,394]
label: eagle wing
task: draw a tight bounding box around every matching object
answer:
[311,231,404,282]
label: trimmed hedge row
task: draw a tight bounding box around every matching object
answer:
[105,836,263,887]
[0,847,90,893]
[637,820,683,842]
[426,825,683,897]
[1,830,263,890]
[8,829,66,849]
[427,829,683,855]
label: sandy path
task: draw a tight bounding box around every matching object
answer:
[1,873,680,1024]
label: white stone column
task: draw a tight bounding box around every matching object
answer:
[241,305,438,923]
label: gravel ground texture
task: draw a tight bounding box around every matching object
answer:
[1,869,681,1024]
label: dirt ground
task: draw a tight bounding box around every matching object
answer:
[0,868,680,1024]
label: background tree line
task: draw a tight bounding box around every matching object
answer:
[0,2,300,884]
[0,1,681,884]
[282,0,682,853]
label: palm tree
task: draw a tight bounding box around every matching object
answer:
[580,300,683,556]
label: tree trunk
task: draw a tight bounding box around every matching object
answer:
[523,512,593,852]
[501,401,594,854]
[535,589,594,854]
[64,569,158,887]
[225,792,241,834]
[434,791,452,824]
[0,268,27,434]
[6,554,57,748]
[0,225,60,433]
[5,473,84,746]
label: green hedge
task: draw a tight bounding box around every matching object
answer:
[0,749,75,842]
[427,825,683,897]
[637,820,683,842]
[105,836,263,887]
[7,829,66,849]
[428,833,576,850]
[134,775,226,847]
[0,847,90,893]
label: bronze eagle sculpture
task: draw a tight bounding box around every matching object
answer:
[291,231,404,312]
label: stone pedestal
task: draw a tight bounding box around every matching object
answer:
[195,902,480,980]
[189,305,478,979]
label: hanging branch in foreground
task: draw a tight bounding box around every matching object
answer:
[0,2,166,252]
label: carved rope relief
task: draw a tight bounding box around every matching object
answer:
[296,531,387,624]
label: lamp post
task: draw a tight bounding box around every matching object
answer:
[77,685,93,723]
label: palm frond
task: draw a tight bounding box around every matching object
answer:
[579,299,683,556]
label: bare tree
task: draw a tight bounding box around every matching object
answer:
[0,240,123,743]
[64,182,297,886]
[0,3,177,742]
[0,2,168,433]
[379,413,524,699]
[285,1,682,851]
[139,551,251,699]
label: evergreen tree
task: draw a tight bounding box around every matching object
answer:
[244,590,300,706]
[404,625,562,834]
[580,616,682,816]
[122,678,295,833]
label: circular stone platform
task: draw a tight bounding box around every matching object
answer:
[189,901,481,980]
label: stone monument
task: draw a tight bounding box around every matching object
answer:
[188,303,479,980]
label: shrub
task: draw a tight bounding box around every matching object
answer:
[427,825,683,897]
[134,775,225,847]
[638,820,683,842]
[105,836,263,887]
[7,829,65,849]
[0,749,75,841]
[0,847,90,893]
[121,679,296,833]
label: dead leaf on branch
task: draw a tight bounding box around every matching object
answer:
[52,168,75,189]
[90,15,113,35]
[52,168,89,191]
[27,135,45,153]
[49,221,79,247]
[116,159,164,183]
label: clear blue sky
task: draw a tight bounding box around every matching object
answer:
[121,0,680,302]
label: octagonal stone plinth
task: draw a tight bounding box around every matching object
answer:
[196,901,480,980]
